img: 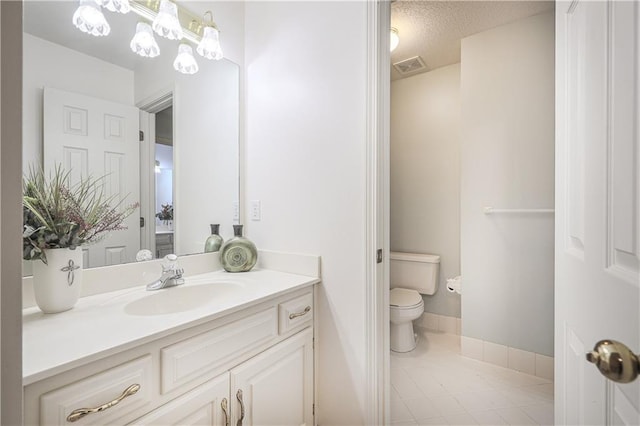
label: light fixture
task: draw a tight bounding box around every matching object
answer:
[155,160,161,173]
[72,0,110,37]
[152,0,183,41]
[390,27,399,52]
[173,43,199,74]
[130,22,160,57]
[71,0,223,75]
[98,0,130,14]
[196,12,223,60]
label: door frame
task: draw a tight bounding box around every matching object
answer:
[365,0,391,424]
[137,90,173,259]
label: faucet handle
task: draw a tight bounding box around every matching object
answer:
[162,254,179,272]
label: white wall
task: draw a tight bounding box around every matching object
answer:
[391,63,461,318]
[244,1,368,423]
[460,12,555,356]
[22,33,134,172]
[173,61,240,255]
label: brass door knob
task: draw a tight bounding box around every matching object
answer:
[586,340,639,383]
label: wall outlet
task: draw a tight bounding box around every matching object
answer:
[232,201,239,222]
[250,200,261,221]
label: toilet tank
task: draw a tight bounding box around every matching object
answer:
[390,252,440,295]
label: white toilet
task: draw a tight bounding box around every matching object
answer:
[390,252,440,352]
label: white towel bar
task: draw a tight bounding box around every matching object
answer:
[484,207,555,214]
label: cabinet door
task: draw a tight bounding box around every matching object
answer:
[130,373,230,426]
[230,328,313,426]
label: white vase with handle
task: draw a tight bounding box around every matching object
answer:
[32,247,83,314]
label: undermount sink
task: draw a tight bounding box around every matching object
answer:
[124,282,244,316]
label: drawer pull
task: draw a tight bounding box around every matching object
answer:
[289,306,311,320]
[66,383,140,422]
[221,397,230,426]
[236,389,245,426]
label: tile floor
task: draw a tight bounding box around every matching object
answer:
[391,328,554,425]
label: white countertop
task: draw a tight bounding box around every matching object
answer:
[23,268,319,385]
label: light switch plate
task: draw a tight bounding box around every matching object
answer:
[233,201,239,221]
[250,200,261,221]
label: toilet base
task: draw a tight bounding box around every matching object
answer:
[390,321,417,352]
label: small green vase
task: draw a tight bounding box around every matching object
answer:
[204,224,224,252]
[220,225,258,272]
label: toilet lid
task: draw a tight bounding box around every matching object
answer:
[390,288,422,307]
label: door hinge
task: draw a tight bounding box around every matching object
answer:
[140,217,145,228]
[376,249,383,264]
[312,337,315,350]
[139,130,144,141]
[312,404,315,416]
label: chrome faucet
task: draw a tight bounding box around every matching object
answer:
[146,254,185,291]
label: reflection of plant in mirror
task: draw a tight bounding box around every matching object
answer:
[23,165,139,264]
[156,203,174,224]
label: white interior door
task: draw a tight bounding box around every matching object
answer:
[43,87,140,268]
[556,1,640,424]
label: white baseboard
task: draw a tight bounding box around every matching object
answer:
[461,335,554,381]
[417,312,462,335]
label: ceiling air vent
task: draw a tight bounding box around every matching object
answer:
[393,56,427,75]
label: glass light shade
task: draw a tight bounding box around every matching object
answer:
[390,27,399,52]
[98,0,130,14]
[196,26,223,60]
[152,0,183,40]
[173,43,199,75]
[72,0,110,37]
[130,22,160,58]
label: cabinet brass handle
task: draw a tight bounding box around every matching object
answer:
[236,389,245,426]
[66,383,140,422]
[289,306,311,320]
[221,397,230,426]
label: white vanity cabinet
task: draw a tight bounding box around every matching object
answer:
[134,328,313,426]
[229,328,313,426]
[131,372,230,425]
[23,286,315,426]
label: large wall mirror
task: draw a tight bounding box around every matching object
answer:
[22,0,240,275]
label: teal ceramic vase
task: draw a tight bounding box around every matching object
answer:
[204,224,224,253]
[220,225,257,272]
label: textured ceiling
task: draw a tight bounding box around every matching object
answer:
[390,1,554,80]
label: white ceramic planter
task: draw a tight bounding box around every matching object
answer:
[32,247,83,314]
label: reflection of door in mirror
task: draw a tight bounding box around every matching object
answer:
[155,106,174,258]
[42,87,141,269]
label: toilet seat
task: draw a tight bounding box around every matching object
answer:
[390,288,423,309]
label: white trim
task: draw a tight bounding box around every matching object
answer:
[365,1,391,424]
[417,313,462,335]
[138,110,156,257]
[136,88,173,113]
[461,336,555,381]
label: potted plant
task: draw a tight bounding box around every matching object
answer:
[156,203,173,227]
[23,166,138,313]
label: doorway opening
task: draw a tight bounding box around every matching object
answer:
[388,3,555,424]
[138,92,174,260]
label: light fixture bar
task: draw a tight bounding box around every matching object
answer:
[129,0,204,45]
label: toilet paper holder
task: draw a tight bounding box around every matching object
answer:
[446,276,461,294]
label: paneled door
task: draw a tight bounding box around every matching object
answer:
[43,87,140,268]
[556,1,640,424]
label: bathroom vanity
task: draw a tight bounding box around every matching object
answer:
[23,260,319,425]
